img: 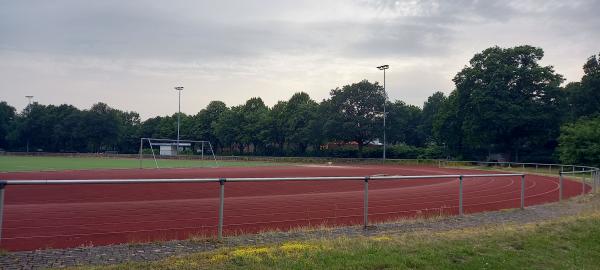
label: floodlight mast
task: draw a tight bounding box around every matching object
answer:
[25,95,34,152]
[376,65,389,162]
[25,96,33,106]
[174,86,184,155]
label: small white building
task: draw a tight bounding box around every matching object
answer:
[150,142,191,156]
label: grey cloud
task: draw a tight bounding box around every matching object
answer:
[1,0,599,118]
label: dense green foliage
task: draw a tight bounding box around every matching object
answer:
[565,54,600,120]
[558,117,600,166]
[1,46,599,163]
[434,46,564,161]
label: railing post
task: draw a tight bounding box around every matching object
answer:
[582,173,586,196]
[593,171,596,193]
[559,173,563,202]
[459,175,463,216]
[548,165,552,174]
[363,176,369,229]
[590,171,596,193]
[0,181,5,245]
[594,170,600,193]
[218,178,225,241]
[520,175,525,210]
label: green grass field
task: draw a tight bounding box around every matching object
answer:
[69,199,600,270]
[0,156,287,172]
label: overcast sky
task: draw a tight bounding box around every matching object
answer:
[1,0,599,119]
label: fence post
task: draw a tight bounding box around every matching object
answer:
[548,165,552,174]
[364,176,369,229]
[520,175,525,210]
[594,170,600,193]
[218,178,225,241]
[582,173,586,196]
[593,171,596,193]
[0,181,5,245]
[590,171,596,193]
[459,175,463,216]
[559,173,563,202]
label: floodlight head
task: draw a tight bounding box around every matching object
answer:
[377,65,389,70]
[174,86,184,91]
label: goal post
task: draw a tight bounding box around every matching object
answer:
[138,138,219,168]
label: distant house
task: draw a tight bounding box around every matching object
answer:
[150,142,191,156]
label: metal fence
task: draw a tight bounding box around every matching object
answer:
[439,160,600,195]
[0,173,526,244]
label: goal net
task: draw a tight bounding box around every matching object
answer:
[138,138,218,168]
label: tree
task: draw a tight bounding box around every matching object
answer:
[114,110,141,153]
[451,45,564,160]
[14,102,48,151]
[240,97,270,153]
[0,101,16,149]
[213,105,243,153]
[565,53,600,119]
[80,103,121,152]
[419,91,447,144]
[386,101,423,146]
[139,116,163,139]
[191,101,228,150]
[284,92,319,154]
[324,80,385,154]
[558,116,600,166]
[266,101,287,154]
[49,104,84,152]
[433,91,465,157]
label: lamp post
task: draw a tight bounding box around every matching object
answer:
[376,65,389,161]
[174,86,184,155]
[25,96,33,152]
[25,96,33,106]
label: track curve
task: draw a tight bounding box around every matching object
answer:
[0,165,590,251]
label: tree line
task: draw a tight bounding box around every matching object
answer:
[1,45,599,164]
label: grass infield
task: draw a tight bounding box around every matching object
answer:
[0,156,286,172]
[67,205,600,270]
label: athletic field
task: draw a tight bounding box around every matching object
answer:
[0,156,590,251]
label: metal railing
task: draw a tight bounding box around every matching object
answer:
[439,160,600,197]
[439,160,599,174]
[0,173,526,244]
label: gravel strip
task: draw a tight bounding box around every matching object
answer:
[2,196,598,270]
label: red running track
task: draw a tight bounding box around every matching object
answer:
[0,165,590,251]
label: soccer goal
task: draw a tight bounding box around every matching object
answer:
[138,138,218,168]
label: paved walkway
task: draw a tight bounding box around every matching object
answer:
[1,195,598,269]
